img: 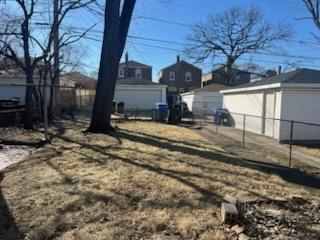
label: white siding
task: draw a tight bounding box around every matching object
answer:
[222,86,320,142]
[0,75,45,106]
[279,88,320,141]
[181,92,223,115]
[114,86,166,110]
[181,94,195,113]
[200,94,223,114]
[223,91,264,134]
[0,85,26,104]
[264,90,275,137]
[273,90,282,140]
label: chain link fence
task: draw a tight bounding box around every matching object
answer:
[191,106,320,173]
[2,89,320,174]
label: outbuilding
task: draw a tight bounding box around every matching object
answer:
[115,78,167,110]
[181,83,230,115]
[220,68,320,142]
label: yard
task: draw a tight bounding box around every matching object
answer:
[1,119,320,240]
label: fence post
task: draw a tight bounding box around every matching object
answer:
[216,121,218,134]
[43,80,48,141]
[242,114,246,148]
[71,88,76,119]
[85,89,87,108]
[79,89,82,110]
[201,109,203,128]
[289,121,294,167]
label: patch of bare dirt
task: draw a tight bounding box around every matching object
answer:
[243,198,320,240]
[220,197,320,240]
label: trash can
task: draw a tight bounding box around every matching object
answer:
[213,108,229,125]
[156,103,167,122]
[117,102,124,114]
[112,101,117,114]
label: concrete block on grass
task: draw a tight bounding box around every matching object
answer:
[223,194,238,205]
[221,202,238,223]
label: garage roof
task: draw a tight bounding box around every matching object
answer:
[221,68,320,93]
[117,77,161,85]
[231,68,320,88]
[190,83,231,93]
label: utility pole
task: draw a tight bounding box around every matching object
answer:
[53,0,60,114]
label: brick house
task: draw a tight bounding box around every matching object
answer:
[202,67,251,87]
[118,53,152,81]
[158,56,201,96]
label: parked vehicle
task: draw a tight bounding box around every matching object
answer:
[213,108,231,125]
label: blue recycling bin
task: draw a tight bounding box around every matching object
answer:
[156,103,167,122]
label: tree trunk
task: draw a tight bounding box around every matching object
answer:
[24,69,34,129]
[48,71,55,120]
[225,59,234,85]
[88,0,136,133]
[88,0,121,133]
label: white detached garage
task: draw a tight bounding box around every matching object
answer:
[114,78,167,110]
[181,83,230,115]
[221,68,320,142]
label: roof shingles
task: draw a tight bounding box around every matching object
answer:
[228,68,320,90]
[116,77,161,85]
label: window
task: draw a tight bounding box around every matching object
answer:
[118,68,124,78]
[135,68,142,78]
[185,72,192,82]
[169,71,175,81]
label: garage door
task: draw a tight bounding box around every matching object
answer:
[114,89,162,110]
[264,90,275,137]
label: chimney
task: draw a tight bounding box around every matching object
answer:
[276,66,282,75]
[176,55,180,63]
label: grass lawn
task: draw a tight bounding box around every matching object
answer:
[1,119,320,240]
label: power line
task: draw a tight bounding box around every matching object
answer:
[133,15,317,45]
[2,13,319,46]
[133,15,193,27]
[81,31,320,62]
[3,20,319,64]
[83,35,320,69]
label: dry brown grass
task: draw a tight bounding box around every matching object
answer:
[1,119,320,240]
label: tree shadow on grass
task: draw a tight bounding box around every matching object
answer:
[118,128,219,151]
[48,133,221,203]
[49,122,320,191]
[50,122,320,191]
[45,132,318,208]
[0,173,23,240]
[114,129,320,190]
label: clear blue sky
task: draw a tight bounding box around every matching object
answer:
[76,0,320,81]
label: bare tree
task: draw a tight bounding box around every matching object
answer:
[0,0,98,129]
[38,43,88,119]
[302,0,320,42]
[88,0,136,133]
[240,62,266,75]
[185,6,291,85]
